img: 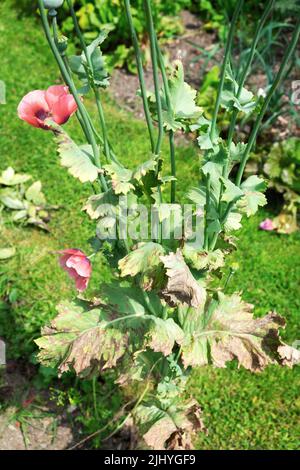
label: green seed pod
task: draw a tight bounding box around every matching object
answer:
[57,35,68,54]
[42,0,64,9]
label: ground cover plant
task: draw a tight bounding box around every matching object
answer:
[0,0,300,450]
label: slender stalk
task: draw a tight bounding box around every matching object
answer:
[155,39,176,203]
[143,0,164,155]
[94,87,110,163]
[66,0,88,58]
[37,0,108,191]
[51,14,91,143]
[124,0,155,153]
[210,0,244,142]
[66,0,119,165]
[235,19,300,186]
[169,131,176,203]
[203,174,211,250]
[226,0,274,149]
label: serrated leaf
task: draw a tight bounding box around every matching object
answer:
[132,159,157,182]
[238,175,267,216]
[220,177,244,203]
[181,292,287,371]
[82,189,117,220]
[147,317,184,356]
[160,250,207,309]
[104,162,134,195]
[53,126,99,183]
[167,61,202,124]
[220,68,256,114]
[147,60,202,132]
[0,167,31,186]
[69,31,109,89]
[119,242,165,290]
[134,398,204,450]
[224,211,242,232]
[35,299,128,377]
[183,245,224,271]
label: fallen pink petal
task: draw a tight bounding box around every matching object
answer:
[259,218,275,231]
[57,248,91,292]
[18,85,77,130]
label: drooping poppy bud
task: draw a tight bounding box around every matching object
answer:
[57,249,92,292]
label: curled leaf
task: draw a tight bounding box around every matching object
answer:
[181,292,287,372]
[160,250,207,309]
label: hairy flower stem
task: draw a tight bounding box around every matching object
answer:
[143,0,164,156]
[124,0,155,153]
[235,19,300,186]
[226,0,275,151]
[210,0,244,142]
[37,0,108,191]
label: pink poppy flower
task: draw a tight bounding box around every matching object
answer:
[18,85,77,130]
[57,249,91,292]
[259,218,275,231]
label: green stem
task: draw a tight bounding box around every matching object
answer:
[124,0,155,153]
[203,174,211,250]
[67,0,121,166]
[92,376,99,420]
[143,0,164,156]
[94,87,111,163]
[169,131,176,203]
[155,39,176,203]
[210,0,244,142]
[235,19,300,186]
[227,0,274,149]
[37,0,107,191]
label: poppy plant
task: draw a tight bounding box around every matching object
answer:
[18,85,77,130]
[57,249,91,292]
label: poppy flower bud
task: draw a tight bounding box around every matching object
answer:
[42,0,64,9]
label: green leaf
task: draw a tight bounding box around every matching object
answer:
[187,186,206,207]
[35,299,128,377]
[183,244,224,271]
[147,317,184,356]
[118,242,165,290]
[238,175,267,216]
[160,250,207,309]
[147,60,202,132]
[220,177,244,203]
[224,211,242,232]
[82,189,117,220]
[104,162,134,195]
[167,61,202,125]
[25,181,46,206]
[69,31,110,89]
[134,397,204,450]
[132,158,157,182]
[0,167,31,186]
[0,247,16,260]
[220,67,256,114]
[0,189,26,210]
[181,292,287,371]
[53,125,99,183]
